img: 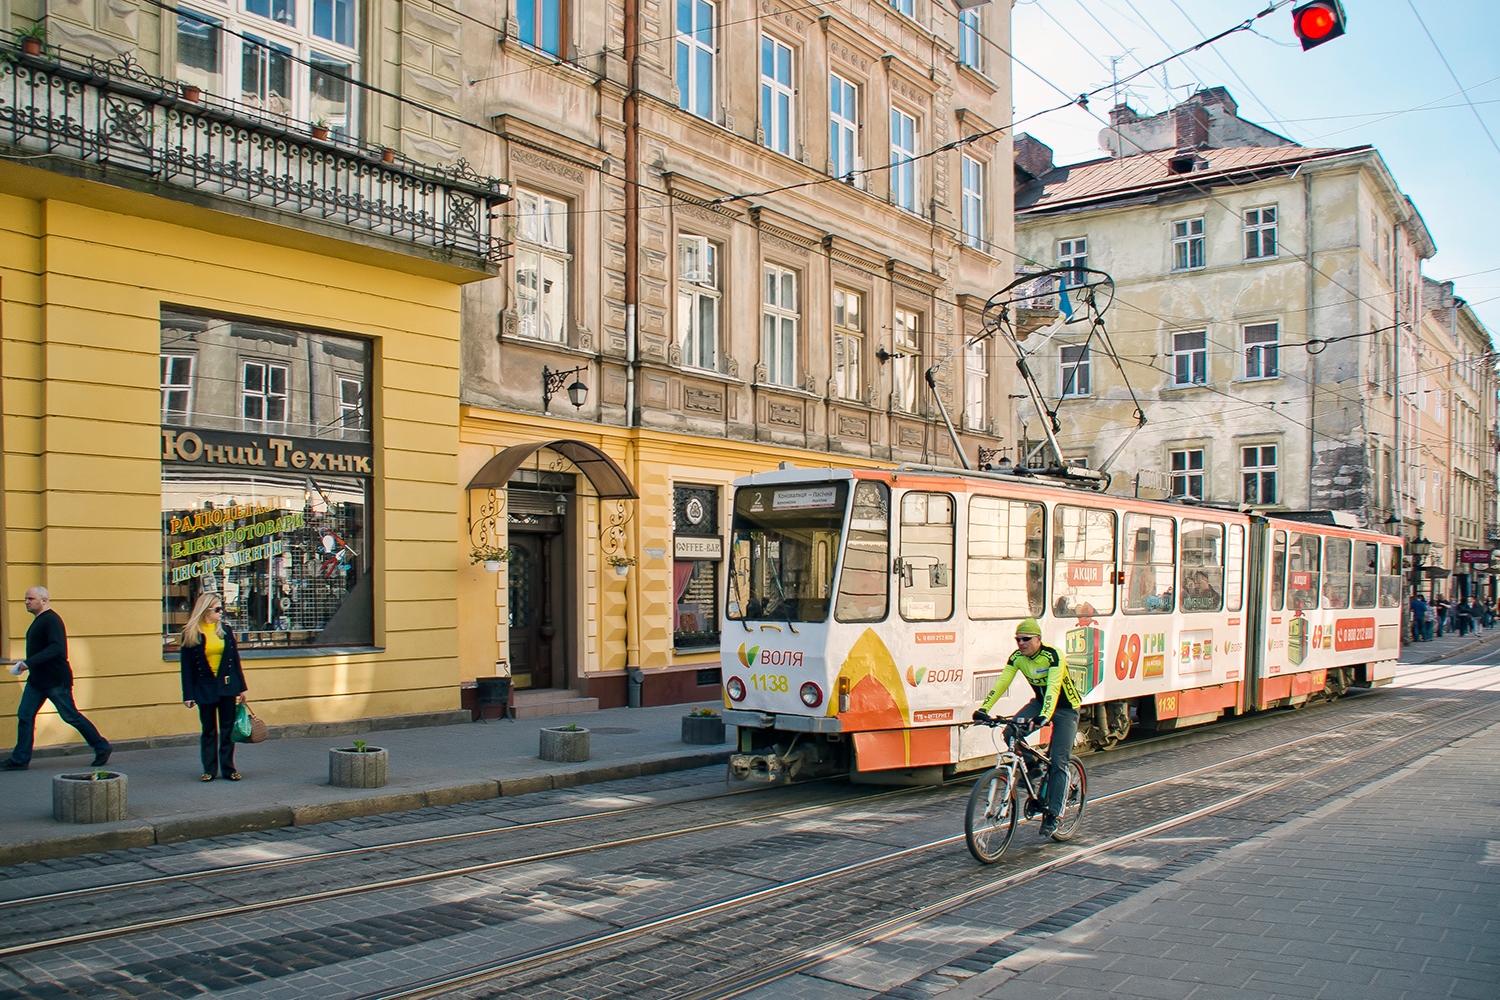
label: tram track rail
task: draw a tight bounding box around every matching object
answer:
[356,691,1500,1000]
[0,679,1485,969]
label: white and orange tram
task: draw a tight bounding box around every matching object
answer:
[720,465,1403,784]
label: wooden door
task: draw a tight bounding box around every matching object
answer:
[507,530,561,688]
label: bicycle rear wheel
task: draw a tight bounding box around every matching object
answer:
[1049,755,1087,842]
[965,766,1019,863]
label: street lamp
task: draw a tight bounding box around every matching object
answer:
[1409,524,1432,598]
[542,365,589,413]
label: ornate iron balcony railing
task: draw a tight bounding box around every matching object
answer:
[0,45,509,268]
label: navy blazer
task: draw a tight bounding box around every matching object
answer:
[180,627,248,705]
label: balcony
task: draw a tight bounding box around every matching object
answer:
[0,45,509,270]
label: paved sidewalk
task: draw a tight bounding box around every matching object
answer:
[1398,620,1500,664]
[948,720,1500,1000]
[0,701,731,865]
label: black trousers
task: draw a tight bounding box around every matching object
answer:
[198,700,237,777]
[1014,698,1080,819]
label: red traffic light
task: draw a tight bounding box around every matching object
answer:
[1292,1,1347,50]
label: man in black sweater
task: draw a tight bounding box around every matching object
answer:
[2,587,111,770]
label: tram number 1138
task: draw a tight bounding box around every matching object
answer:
[751,674,790,692]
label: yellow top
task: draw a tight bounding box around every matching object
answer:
[200,626,225,674]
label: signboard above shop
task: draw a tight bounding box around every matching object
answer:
[675,536,723,560]
[1460,548,1491,564]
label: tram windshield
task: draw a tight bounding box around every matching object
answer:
[727,482,849,624]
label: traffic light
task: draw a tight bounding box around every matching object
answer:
[1292,1,1347,51]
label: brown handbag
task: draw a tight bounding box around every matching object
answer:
[244,702,269,743]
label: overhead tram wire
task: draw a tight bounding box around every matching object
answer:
[1404,0,1500,166]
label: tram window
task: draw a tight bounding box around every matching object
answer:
[1180,520,1224,612]
[1287,532,1321,610]
[1122,514,1176,614]
[836,481,890,622]
[1378,543,1403,608]
[1352,541,1378,609]
[899,492,954,621]
[1051,505,1116,617]
[1225,524,1245,612]
[968,496,1044,619]
[1271,530,1287,611]
[726,481,849,623]
[1322,537,1351,609]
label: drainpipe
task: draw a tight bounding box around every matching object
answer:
[623,0,641,677]
[1305,173,1316,504]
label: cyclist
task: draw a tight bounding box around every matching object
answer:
[972,617,1082,837]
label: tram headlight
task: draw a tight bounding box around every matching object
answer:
[726,677,746,702]
[800,682,823,708]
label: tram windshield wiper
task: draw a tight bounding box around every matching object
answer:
[766,549,799,634]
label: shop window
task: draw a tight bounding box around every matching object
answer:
[161,309,373,653]
[674,485,721,649]
[968,496,1043,619]
[1051,504,1115,617]
[1123,513,1175,614]
[836,480,889,622]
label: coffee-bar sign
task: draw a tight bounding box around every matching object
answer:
[675,535,723,559]
[162,428,374,476]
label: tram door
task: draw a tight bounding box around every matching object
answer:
[507,489,572,690]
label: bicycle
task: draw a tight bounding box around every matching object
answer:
[963,713,1087,864]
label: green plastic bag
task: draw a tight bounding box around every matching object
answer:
[231,703,254,742]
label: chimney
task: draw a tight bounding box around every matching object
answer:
[1109,104,1140,126]
[1190,87,1237,118]
[1013,133,1055,181]
[1174,102,1209,151]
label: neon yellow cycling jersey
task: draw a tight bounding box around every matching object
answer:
[977,643,1081,722]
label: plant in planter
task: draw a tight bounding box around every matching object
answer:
[380,146,397,164]
[15,22,47,57]
[310,118,330,140]
[539,723,590,762]
[682,707,726,745]
[53,769,128,823]
[606,554,637,576]
[471,543,510,572]
[179,81,203,102]
[329,740,387,788]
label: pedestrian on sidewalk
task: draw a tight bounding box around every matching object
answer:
[1486,598,1496,629]
[180,592,248,782]
[1410,595,1428,642]
[1434,598,1449,638]
[2,587,111,771]
[1456,598,1473,637]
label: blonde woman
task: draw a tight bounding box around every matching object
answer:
[180,592,248,781]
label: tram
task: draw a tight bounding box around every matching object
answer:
[720,464,1402,784]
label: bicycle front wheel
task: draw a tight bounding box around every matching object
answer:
[965,767,1019,863]
[1049,755,1087,842]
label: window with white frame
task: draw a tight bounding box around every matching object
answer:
[890,107,918,214]
[517,0,563,55]
[763,265,799,387]
[1243,322,1279,380]
[176,0,358,133]
[338,377,363,430]
[514,188,569,343]
[964,339,986,428]
[1244,206,1276,259]
[162,355,194,420]
[1242,445,1277,505]
[760,35,794,156]
[892,308,920,413]
[1171,448,1204,499]
[890,0,913,17]
[242,360,289,427]
[1058,237,1087,288]
[961,155,986,251]
[676,0,715,120]
[1172,217,1205,271]
[958,9,982,70]
[1061,344,1090,397]
[833,288,864,401]
[829,73,858,181]
[1173,331,1207,386]
[677,235,720,372]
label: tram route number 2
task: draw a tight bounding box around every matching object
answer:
[1114,632,1167,680]
[751,674,790,692]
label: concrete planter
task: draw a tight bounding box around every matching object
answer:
[681,715,726,745]
[329,746,388,788]
[53,771,128,823]
[539,726,590,762]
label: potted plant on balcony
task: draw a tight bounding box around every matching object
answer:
[15,22,47,57]
[179,81,203,102]
[310,118,330,141]
[471,543,509,573]
[606,554,636,577]
[380,146,397,164]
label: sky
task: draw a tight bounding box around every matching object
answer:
[1009,0,1500,336]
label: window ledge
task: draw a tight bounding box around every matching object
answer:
[669,364,747,387]
[1232,376,1283,386]
[955,63,998,94]
[498,330,597,361]
[1161,381,1212,394]
[163,646,386,662]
